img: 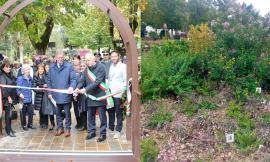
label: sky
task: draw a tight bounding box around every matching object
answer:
[237,0,270,15]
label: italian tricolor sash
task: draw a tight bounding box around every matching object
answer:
[86,68,114,109]
[0,88,3,118]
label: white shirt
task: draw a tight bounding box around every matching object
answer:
[108,61,127,98]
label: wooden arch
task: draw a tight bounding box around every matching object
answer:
[0,0,140,161]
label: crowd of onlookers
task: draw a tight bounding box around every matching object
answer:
[0,50,127,143]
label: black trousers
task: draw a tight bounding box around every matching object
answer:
[4,105,12,133]
[22,103,34,127]
[73,100,82,127]
[80,111,87,129]
[39,111,55,127]
[88,106,107,136]
[107,98,123,132]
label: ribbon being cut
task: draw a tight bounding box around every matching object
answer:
[0,79,132,118]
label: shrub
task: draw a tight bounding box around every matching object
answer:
[180,98,199,117]
[148,112,173,129]
[199,100,217,110]
[237,115,255,130]
[259,114,270,125]
[141,40,196,100]
[148,31,159,40]
[141,138,159,162]
[257,58,270,91]
[226,101,243,118]
[188,23,215,54]
[235,129,261,153]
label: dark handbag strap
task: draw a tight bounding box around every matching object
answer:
[9,103,16,110]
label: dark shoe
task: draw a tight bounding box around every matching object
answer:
[97,135,106,142]
[64,130,71,137]
[109,126,114,131]
[85,133,96,140]
[75,124,82,129]
[7,132,16,137]
[49,126,55,131]
[27,125,37,129]
[23,126,28,131]
[11,129,16,134]
[79,127,87,131]
[55,129,64,136]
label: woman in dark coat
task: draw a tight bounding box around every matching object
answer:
[33,63,55,130]
[77,62,87,131]
[44,63,55,130]
[33,63,47,129]
[0,59,17,137]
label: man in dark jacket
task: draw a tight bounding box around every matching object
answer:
[76,53,107,142]
[101,50,111,79]
[47,50,77,137]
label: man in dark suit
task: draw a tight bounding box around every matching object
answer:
[101,50,112,79]
[76,53,107,142]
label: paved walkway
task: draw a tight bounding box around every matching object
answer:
[0,106,131,152]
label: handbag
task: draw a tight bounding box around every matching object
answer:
[9,104,17,120]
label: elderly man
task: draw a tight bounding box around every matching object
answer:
[76,53,107,142]
[47,50,77,137]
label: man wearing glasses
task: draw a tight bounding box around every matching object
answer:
[101,50,112,80]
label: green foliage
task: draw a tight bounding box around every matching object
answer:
[199,100,217,110]
[237,115,255,130]
[142,0,188,29]
[141,40,196,100]
[148,112,173,129]
[142,0,216,30]
[65,7,112,49]
[148,31,159,40]
[257,58,270,91]
[226,101,243,118]
[259,114,270,125]
[226,101,260,153]
[180,98,199,117]
[140,138,159,162]
[235,129,261,153]
[187,0,216,25]
[188,24,215,54]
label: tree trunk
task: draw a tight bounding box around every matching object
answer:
[129,0,138,33]
[109,0,117,49]
[16,32,24,63]
[23,14,54,55]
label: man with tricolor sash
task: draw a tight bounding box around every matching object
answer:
[76,52,108,142]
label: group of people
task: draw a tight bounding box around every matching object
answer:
[0,50,127,143]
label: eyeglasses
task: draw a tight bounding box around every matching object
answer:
[104,54,109,56]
